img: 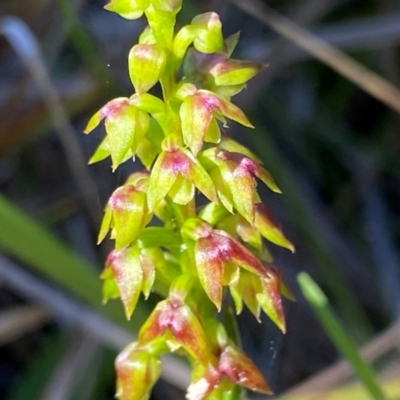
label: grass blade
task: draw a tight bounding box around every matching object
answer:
[297,272,386,400]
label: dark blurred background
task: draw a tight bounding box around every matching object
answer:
[0,0,400,399]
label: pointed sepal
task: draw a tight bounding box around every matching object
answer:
[139,295,210,364]
[105,247,143,319]
[219,345,272,394]
[254,203,295,252]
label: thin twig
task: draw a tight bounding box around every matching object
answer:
[230,0,400,115]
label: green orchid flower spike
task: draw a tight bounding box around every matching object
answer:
[84,0,295,398]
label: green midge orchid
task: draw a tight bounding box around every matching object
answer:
[84,0,295,398]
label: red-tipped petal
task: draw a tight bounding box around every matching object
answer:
[180,94,213,155]
[214,230,268,279]
[104,104,138,170]
[195,236,224,310]
[128,44,166,94]
[109,185,149,249]
[191,12,224,53]
[106,247,143,319]
[84,97,129,134]
[257,269,286,333]
[200,90,253,128]
[147,152,178,211]
[115,342,161,400]
[219,345,272,394]
[254,203,295,252]
[221,160,255,223]
[211,58,265,86]
[139,298,210,364]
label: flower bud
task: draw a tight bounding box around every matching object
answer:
[115,342,161,400]
[147,138,217,211]
[180,90,252,155]
[128,44,166,94]
[191,12,224,53]
[98,181,152,249]
[139,296,211,364]
[84,98,150,170]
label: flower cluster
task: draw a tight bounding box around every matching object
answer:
[85,1,294,399]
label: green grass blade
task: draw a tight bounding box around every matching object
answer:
[297,272,386,400]
[0,194,100,305]
[0,194,147,327]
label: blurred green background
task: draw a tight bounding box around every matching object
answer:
[0,0,399,399]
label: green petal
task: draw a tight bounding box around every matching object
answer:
[97,205,112,244]
[104,0,149,19]
[183,149,218,203]
[89,136,111,164]
[100,265,120,303]
[180,94,212,155]
[139,248,158,299]
[168,175,195,205]
[212,59,265,86]
[105,104,137,170]
[257,272,286,332]
[256,166,281,193]
[107,247,143,319]
[84,109,103,134]
[225,32,240,56]
[147,152,177,211]
[191,12,224,53]
[254,203,295,252]
[173,25,195,60]
[195,236,224,310]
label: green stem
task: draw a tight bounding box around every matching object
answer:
[298,272,386,400]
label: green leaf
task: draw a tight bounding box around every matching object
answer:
[298,273,385,400]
